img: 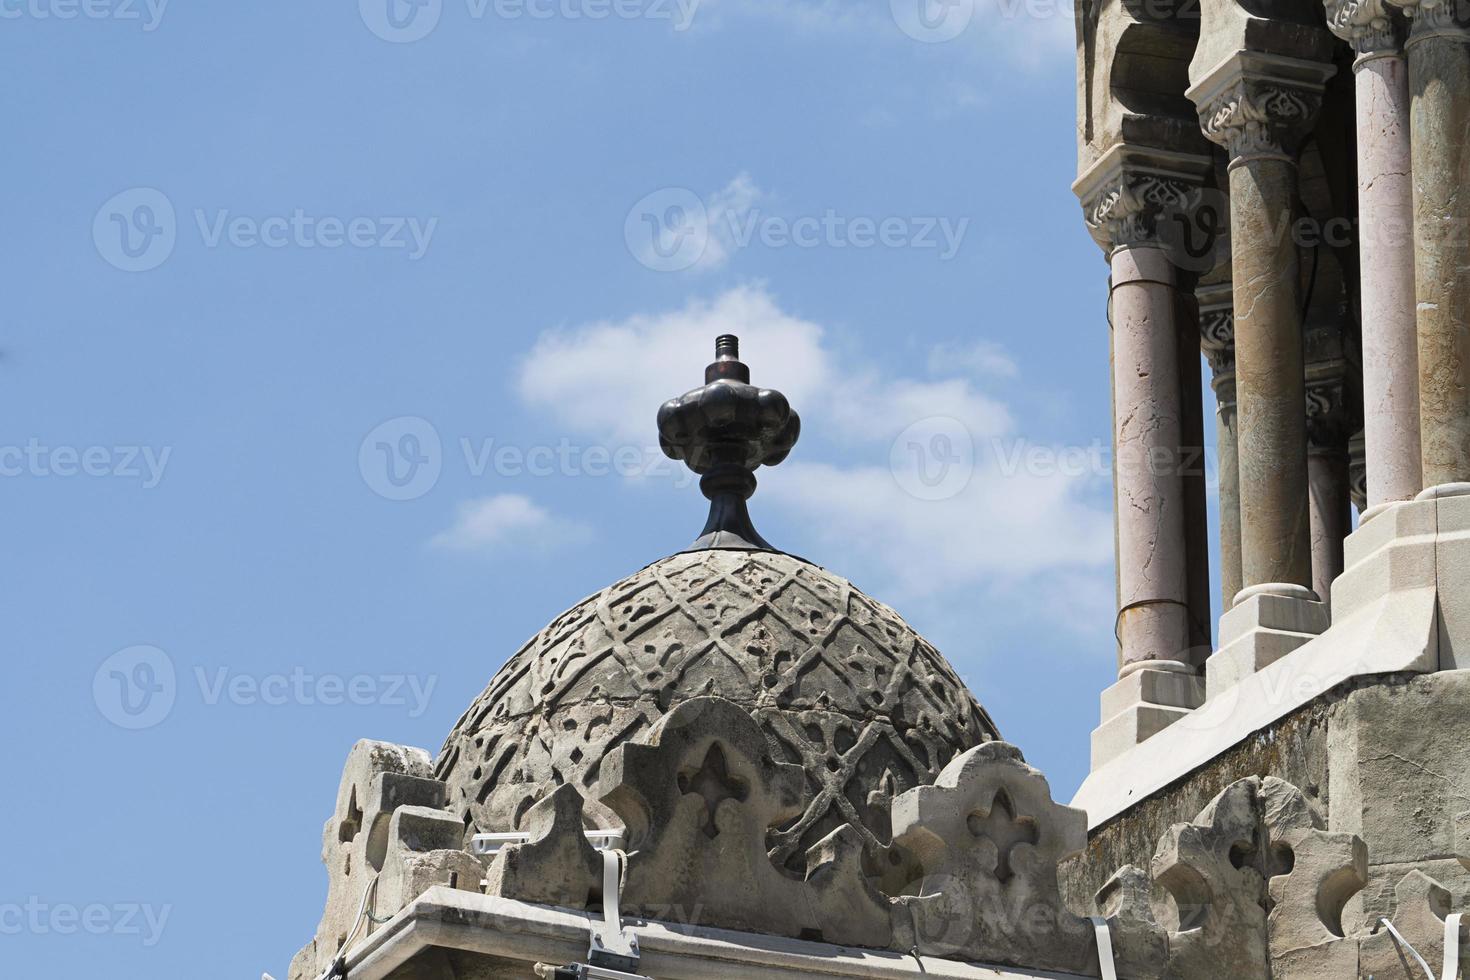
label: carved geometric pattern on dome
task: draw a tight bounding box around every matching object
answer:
[435,549,998,868]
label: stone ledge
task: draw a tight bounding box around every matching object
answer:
[346,888,1094,980]
[1072,587,1438,829]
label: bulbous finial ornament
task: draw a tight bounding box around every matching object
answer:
[658,335,800,551]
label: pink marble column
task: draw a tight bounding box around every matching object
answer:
[1110,245,1192,672]
[1329,0,1421,515]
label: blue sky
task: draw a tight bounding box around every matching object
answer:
[0,1,1221,975]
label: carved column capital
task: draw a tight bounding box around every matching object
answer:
[1188,54,1336,164]
[1394,0,1470,44]
[1074,144,1215,256]
[1201,305,1236,372]
[1327,0,1406,55]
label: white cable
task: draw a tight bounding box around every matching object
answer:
[1445,912,1463,980]
[1087,916,1118,980]
[315,875,381,980]
[1380,916,1437,980]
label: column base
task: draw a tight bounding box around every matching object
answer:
[1090,663,1205,769]
[1206,585,1328,698]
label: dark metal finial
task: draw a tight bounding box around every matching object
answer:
[657,335,801,552]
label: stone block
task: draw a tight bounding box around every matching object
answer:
[1328,671,1470,866]
[1100,668,1206,721]
[377,804,483,918]
[1207,628,1320,698]
[1436,491,1470,669]
[1091,703,1194,770]
[1334,499,1438,622]
[1207,591,1328,699]
[1220,591,1331,644]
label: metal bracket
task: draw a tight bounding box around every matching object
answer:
[588,850,640,973]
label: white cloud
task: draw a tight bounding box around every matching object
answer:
[429,494,588,554]
[514,286,1112,612]
[927,339,1018,379]
[689,0,1074,73]
[518,285,830,445]
[696,173,764,272]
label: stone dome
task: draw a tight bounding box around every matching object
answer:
[435,548,998,868]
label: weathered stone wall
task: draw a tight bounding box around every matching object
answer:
[1061,670,1470,932]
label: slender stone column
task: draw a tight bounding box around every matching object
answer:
[1077,147,1213,766]
[1306,376,1352,606]
[1110,245,1192,671]
[1328,0,1421,515]
[1200,289,1243,610]
[1189,56,1335,596]
[1394,0,1470,493]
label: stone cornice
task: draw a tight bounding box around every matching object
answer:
[1326,0,1404,55]
[1187,52,1337,164]
[1073,144,1214,255]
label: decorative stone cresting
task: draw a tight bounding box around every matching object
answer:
[890,741,1096,974]
[483,784,603,909]
[1262,777,1367,978]
[1152,779,1273,978]
[290,723,1470,980]
[435,548,997,873]
[596,696,893,947]
[1358,869,1470,978]
[289,740,481,980]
